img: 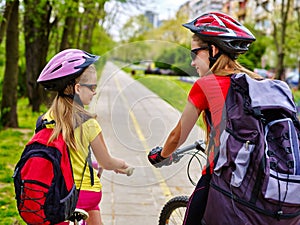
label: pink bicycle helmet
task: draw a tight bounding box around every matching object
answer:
[37,49,99,92]
[183,12,255,59]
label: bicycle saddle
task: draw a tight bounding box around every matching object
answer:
[68,208,89,222]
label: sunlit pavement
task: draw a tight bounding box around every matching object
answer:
[93,61,205,225]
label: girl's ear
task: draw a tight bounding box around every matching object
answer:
[74,83,80,95]
[211,45,219,57]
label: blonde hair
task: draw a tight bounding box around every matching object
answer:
[47,64,96,150]
[192,34,262,142]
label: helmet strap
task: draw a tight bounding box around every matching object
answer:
[58,80,84,107]
[74,94,84,107]
[208,45,223,68]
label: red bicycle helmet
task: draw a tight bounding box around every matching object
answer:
[37,49,99,92]
[183,12,255,59]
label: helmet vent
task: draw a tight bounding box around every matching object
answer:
[51,64,62,73]
[68,59,81,63]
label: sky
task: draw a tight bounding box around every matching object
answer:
[146,0,186,20]
[104,0,187,40]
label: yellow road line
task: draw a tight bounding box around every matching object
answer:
[114,77,172,198]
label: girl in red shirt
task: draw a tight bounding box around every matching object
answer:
[148,12,261,225]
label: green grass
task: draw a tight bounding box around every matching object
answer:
[133,74,205,128]
[0,98,44,225]
[293,89,300,104]
[134,75,190,112]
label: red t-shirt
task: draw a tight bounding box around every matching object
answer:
[188,74,231,127]
[188,74,231,174]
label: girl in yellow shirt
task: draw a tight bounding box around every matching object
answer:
[37,49,129,225]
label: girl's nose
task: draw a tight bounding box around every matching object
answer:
[191,60,195,67]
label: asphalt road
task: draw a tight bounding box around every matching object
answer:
[91,61,205,225]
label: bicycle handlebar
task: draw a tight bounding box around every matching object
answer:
[175,140,206,154]
[156,140,207,186]
[172,140,206,164]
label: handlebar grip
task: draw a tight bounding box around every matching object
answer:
[118,167,135,176]
[172,140,206,163]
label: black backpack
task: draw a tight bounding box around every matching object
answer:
[203,73,300,225]
[13,118,78,225]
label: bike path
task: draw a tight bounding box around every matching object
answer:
[93,61,205,225]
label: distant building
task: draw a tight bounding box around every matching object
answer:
[182,0,288,35]
[248,0,273,35]
[145,10,159,28]
[222,0,248,23]
[188,0,224,19]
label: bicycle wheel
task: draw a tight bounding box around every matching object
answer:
[159,195,189,225]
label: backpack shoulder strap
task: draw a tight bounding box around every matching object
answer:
[35,114,55,133]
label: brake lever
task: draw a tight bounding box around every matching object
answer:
[194,140,206,152]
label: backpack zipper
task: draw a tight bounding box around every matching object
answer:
[226,128,255,145]
[22,179,50,189]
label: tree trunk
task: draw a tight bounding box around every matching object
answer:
[1,0,19,128]
[274,0,291,80]
[81,0,101,51]
[0,0,14,44]
[276,51,285,80]
[60,1,79,51]
[60,16,75,50]
[258,0,292,80]
[24,0,52,112]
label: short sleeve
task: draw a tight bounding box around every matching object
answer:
[188,79,209,111]
[83,118,102,143]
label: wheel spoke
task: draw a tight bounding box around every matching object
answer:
[168,206,185,224]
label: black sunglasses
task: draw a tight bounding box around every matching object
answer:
[79,83,97,92]
[190,46,209,60]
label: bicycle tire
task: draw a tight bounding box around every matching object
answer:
[159,195,189,225]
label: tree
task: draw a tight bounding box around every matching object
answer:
[238,24,269,70]
[0,0,14,44]
[0,0,139,120]
[59,0,108,52]
[256,0,293,79]
[145,10,189,44]
[80,0,106,51]
[119,14,153,41]
[59,1,79,50]
[23,0,112,112]
[24,0,52,112]
[274,0,292,80]
[1,0,19,127]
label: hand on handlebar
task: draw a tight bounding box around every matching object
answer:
[148,147,173,168]
[114,167,135,176]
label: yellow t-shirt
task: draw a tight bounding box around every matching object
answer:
[43,111,102,192]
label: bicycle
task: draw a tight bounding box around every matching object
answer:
[158,140,207,225]
[68,208,89,225]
